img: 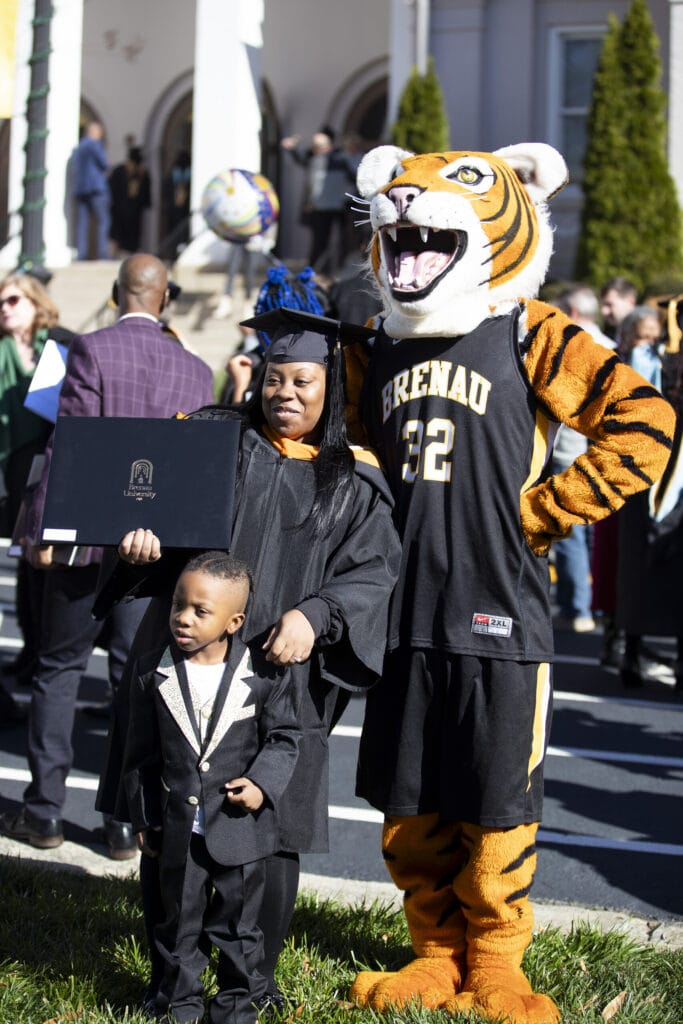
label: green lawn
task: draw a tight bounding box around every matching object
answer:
[0,858,681,1023]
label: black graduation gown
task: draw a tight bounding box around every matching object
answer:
[97,424,401,852]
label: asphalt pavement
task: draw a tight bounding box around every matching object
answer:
[0,541,682,950]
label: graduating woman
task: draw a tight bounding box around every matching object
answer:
[96,308,401,1013]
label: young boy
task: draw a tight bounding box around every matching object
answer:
[123,551,300,1024]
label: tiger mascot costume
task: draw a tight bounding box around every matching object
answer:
[345,144,676,1024]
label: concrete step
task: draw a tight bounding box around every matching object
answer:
[48,260,257,373]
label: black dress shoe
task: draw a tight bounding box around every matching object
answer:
[620,656,644,688]
[0,687,28,726]
[102,819,138,860]
[0,807,64,848]
[140,989,159,1021]
[1,650,33,676]
[255,990,286,1016]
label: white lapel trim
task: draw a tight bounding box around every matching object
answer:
[203,646,255,760]
[156,647,201,756]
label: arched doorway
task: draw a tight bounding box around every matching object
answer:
[327,58,389,152]
[157,90,193,258]
[153,77,281,261]
[342,75,388,148]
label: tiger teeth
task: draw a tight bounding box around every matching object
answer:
[420,227,429,244]
[386,226,397,243]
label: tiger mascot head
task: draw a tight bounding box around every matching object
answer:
[355,143,568,338]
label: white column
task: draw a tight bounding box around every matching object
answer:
[668,0,683,206]
[415,0,430,75]
[179,0,264,267]
[44,0,84,266]
[0,0,84,270]
[388,0,416,130]
[0,0,33,269]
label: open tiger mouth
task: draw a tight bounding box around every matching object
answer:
[380,226,467,300]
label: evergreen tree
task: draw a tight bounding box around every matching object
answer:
[575,0,683,291]
[574,15,631,284]
[392,57,449,154]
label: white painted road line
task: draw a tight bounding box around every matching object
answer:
[537,829,683,857]
[332,725,683,768]
[546,746,683,768]
[0,773,679,857]
[0,636,107,656]
[0,767,99,790]
[328,804,383,823]
[325,805,683,856]
[554,689,682,711]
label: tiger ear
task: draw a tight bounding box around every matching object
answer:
[356,144,414,199]
[493,143,568,203]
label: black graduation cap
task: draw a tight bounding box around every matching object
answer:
[240,307,375,364]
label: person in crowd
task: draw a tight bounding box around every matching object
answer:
[0,254,214,858]
[599,276,638,343]
[281,127,359,275]
[327,227,380,327]
[95,306,401,1013]
[73,120,110,261]
[123,552,300,1024]
[109,145,151,255]
[161,150,191,259]
[614,305,677,687]
[0,272,76,719]
[217,263,329,407]
[212,225,277,321]
[551,285,616,634]
[219,325,261,406]
[559,283,616,351]
[618,305,664,389]
[592,278,639,664]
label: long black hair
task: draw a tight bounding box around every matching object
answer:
[243,344,355,538]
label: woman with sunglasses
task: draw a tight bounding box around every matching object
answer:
[0,274,60,527]
[0,274,70,703]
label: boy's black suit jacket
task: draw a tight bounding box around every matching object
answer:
[122,636,300,868]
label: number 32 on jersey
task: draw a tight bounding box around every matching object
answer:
[402,417,454,482]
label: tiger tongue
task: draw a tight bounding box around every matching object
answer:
[393,249,451,289]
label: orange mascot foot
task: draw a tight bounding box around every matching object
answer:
[446,964,561,1024]
[350,955,465,1010]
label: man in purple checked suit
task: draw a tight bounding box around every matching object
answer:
[0,254,215,857]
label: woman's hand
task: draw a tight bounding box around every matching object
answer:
[118,528,161,564]
[262,608,315,666]
[225,777,264,812]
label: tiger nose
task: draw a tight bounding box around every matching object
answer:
[387,185,424,219]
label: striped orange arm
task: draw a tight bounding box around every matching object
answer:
[520,299,676,555]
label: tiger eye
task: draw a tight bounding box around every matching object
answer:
[457,167,480,184]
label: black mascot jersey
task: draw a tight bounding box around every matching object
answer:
[361,310,554,662]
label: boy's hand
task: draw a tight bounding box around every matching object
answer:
[136,826,162,858]
[119,528,162,564]
[24,543,56,569]
[262,609,314,666]
[225,777,264,812]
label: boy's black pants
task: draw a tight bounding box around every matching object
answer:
[156,833,267,1024]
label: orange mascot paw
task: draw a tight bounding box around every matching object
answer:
[446,963,561,1023]
[350,955,465,1010]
